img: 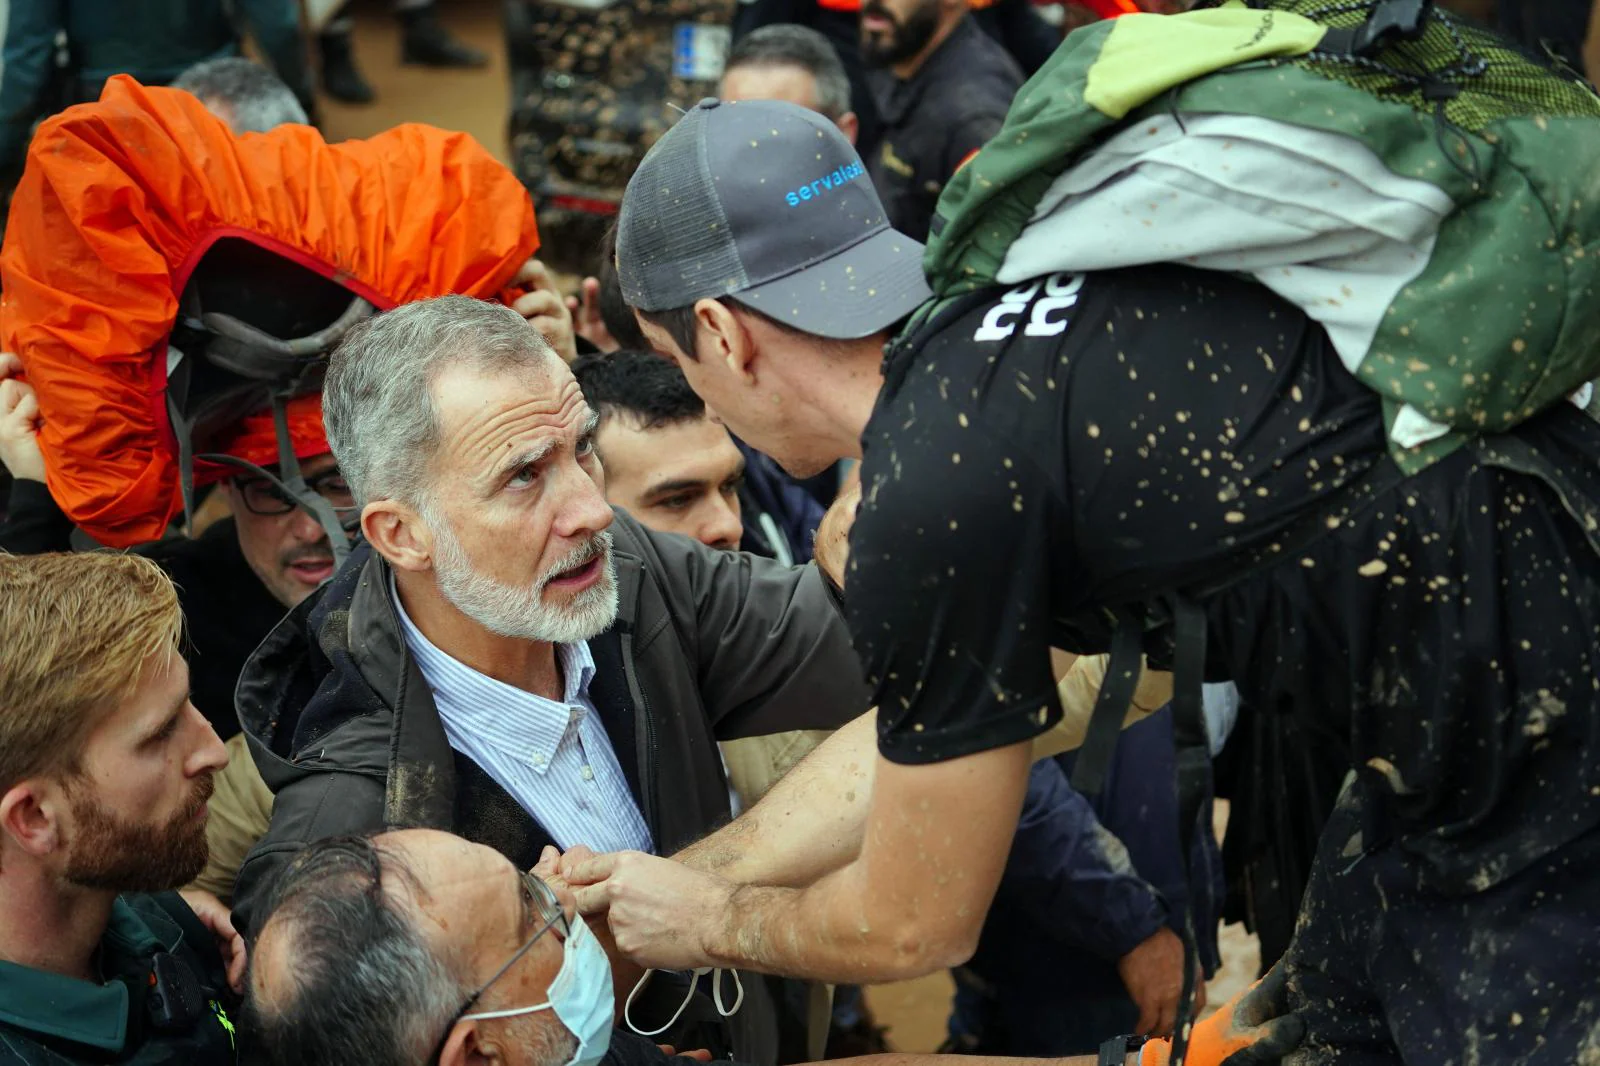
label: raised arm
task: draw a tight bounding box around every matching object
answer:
[675,708,877,886]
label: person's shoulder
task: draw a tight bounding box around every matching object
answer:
[136,517,244,585]
[942,18,1024,96]
[888,278,1095,390]
[126,892,221,963]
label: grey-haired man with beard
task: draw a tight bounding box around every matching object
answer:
[229,296,870,1065]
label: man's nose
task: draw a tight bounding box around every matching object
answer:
[184,703,230,777]
[287,502,327,542]
[701,495,744,551]
[552,466,616,542]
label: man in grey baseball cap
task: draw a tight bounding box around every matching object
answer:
[618,97,930,478]
[578,87,1326,1066]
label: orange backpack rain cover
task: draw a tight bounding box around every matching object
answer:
[0,76,540,547]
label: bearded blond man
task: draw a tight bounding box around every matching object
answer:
[0,552,242,1066]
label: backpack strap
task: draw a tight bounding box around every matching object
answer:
[1316,0,1433,57]
[190,393,353,569]
[1069,608,1144,798]
[1164,595,1211,1066]
[1065,450,1408,1064]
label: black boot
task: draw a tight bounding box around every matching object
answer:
[400,4,488,68]
[319,31,376,104]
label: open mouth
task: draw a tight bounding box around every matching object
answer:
[288,558,337,585]
[546,554,603,592]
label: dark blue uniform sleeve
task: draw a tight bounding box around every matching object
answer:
[1006,761,1170,963]
[0,0,64,179]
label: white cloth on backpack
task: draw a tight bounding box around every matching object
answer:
[993,111,1459,448]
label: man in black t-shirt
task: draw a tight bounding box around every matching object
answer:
[569,98,1600,1062]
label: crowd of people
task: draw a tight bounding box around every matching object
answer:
[2,1,1599,1065]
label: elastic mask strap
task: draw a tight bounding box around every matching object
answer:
[462,1001,554,1023]
[708,968,744,1018]
[624,968,744,1037]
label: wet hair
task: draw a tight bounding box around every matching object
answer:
[572,349,705,432]
[725,25,853,120]
[243,835,466,1066]
[170,57,307,133]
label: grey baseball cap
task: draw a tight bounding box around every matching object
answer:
[616,98,931,341]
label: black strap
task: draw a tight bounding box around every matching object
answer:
[1070,607,1144,797]
[199,445,353,569]
[1164,597,1211,1066]
[1316,0,1432,56]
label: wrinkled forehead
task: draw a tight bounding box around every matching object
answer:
[427,358,591,468]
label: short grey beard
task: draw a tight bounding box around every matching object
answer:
[423,501,619,645]
[520,1016,579,1066]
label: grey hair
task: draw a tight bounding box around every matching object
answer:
[725,25,853,120]
[323,295,558,507]
[243,836,467,1066]
[170,57,308,133]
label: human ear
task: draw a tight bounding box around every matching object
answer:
[361,500,434,574]
[0,782,63,860]
[696,300,758,386]
[838,112,860,146]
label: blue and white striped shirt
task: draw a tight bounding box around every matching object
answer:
[392,585,654,856]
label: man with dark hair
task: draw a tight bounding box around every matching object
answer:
[0,552,240,1065]
[170,56,308,133]
[573,350,821,563]
[722,25,860,144]
[248,826,1269,1066]
[860,0,1021,240]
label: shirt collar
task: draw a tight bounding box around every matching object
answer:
[390,577,596,774]
[0,896,180,1052]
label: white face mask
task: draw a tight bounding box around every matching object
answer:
[462,913,615,1066]
[623,967,745,1038]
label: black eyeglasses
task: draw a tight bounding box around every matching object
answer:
[234,468,356,518]
[427,870,570,1063]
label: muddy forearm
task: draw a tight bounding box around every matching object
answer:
[675,709,877,886]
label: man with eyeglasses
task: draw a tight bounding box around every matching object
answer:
[245,830,602,1066]
[244,829,1291,1066]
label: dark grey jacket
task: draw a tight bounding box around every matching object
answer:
[232,509,870,1063]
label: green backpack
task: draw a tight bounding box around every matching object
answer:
[918,0,1600,474]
